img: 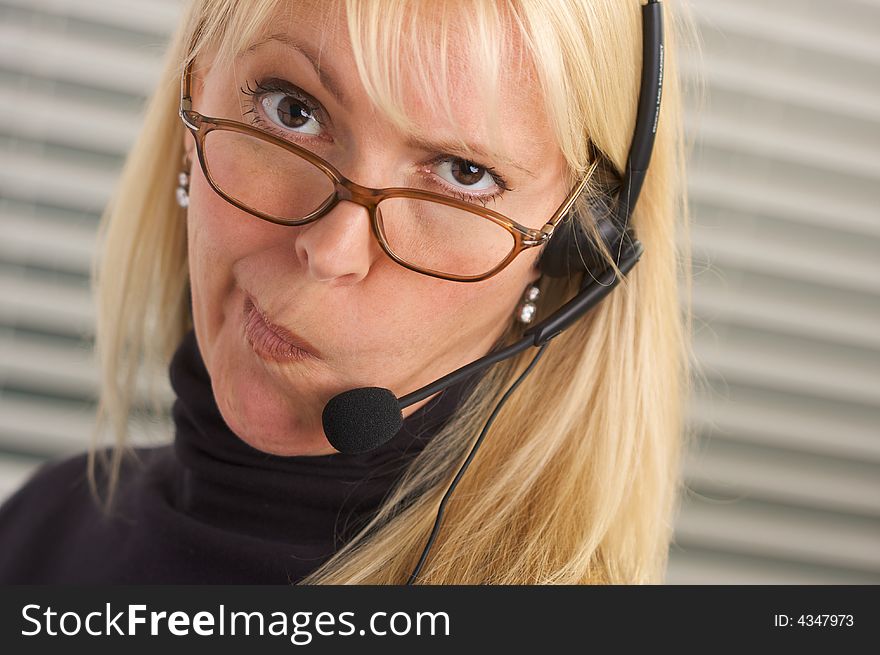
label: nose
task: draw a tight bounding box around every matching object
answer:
[293,199,383,285]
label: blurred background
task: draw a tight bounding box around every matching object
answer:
[0,0,878,583]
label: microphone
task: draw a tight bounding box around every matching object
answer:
[321,334,540,455]
[321,237,641,456]
[322,387,402,455]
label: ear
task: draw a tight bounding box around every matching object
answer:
[180,55,208,168]
[182,137,194,168]
[527,251,543,286]
[528,267,541,287]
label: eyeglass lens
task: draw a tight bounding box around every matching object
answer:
[202,129,517,278]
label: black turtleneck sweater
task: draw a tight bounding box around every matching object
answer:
[0,329,479,584]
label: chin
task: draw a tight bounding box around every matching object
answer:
[240,431,337,457]
[205,313,337,457]
[217,381,332,457]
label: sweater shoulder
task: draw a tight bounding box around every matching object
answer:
[0,446,169,582]
[0,445,170,520]
[0,451,91,519]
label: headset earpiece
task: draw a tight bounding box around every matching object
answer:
[538,205,625,280]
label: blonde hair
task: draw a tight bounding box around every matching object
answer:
[89,0,700,584]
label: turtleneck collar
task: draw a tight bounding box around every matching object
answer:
[168,327,480,552]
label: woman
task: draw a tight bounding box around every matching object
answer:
[0,0,695,584]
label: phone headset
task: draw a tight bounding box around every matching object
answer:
[320,0,665,584]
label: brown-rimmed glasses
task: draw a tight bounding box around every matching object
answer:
[178,58,597,282]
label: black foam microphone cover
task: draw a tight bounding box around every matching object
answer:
[322,386,403,455]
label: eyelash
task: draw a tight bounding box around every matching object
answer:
[239,78,328,136]
[238,77,513,205]
[427,157,511,206]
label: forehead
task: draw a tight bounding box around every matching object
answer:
[217,0,556,175]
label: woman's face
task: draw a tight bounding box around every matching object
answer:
[183,2,569,456]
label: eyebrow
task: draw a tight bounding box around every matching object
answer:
[242,33,347,105]
[405,134,537,180]
[242,33,536,180]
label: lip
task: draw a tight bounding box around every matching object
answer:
[243,293,321,362]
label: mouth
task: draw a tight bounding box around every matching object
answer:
[243,293,321,362]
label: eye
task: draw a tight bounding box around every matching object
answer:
[260,92,322,135]
[435,158,497,192]
[240,79,326,137]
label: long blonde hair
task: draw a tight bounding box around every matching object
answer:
[90,0,699,584]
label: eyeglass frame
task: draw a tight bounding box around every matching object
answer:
[178,56,600,283]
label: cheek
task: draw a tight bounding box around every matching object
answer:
[416,268,526,339]
[186,168,267,278]
[185,168,273,337]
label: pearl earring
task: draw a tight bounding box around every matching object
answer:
[175,169,190,208]
[516,282,541,324]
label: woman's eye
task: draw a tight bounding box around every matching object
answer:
[259,91,323,136]
[435,158,496,192]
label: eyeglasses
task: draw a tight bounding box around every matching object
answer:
[178,59,598,283]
